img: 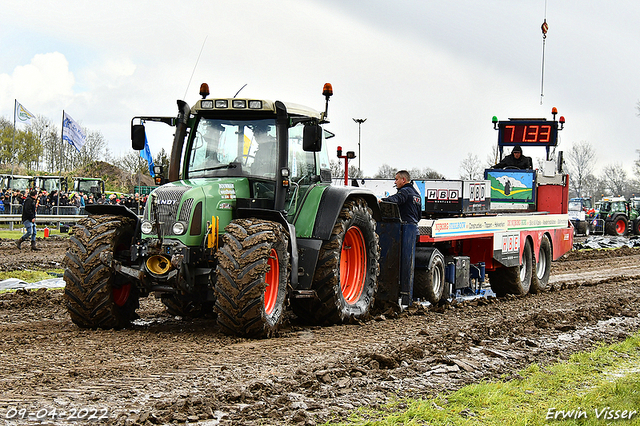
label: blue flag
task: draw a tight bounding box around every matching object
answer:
[62,112,86,152]
[140,134,155,177]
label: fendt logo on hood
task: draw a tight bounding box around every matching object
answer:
[158,199,177,206]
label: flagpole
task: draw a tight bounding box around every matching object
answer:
[10,100,17,214]
[11,100,17,178]
[58,111,64,217]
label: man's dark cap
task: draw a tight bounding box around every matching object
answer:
[512,145,523,153]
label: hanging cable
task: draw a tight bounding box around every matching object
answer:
[540,0,549,104]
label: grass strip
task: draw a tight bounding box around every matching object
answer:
[0,269,64,284]
[334,332,640,425]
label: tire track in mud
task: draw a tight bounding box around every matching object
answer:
[1,247,640,425]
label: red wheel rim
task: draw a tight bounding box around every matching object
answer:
[113,283,131,307]
[616,220,625,234]
[340,226,366,304]
[264,248,279,315]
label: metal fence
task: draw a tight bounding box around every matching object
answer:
[0,214,86,231]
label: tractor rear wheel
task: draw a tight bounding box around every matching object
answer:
[490,239,533,297]
[605,216,628,236]
[63,215,139,329]
[215,219,290,337]
[530,235,552,293]
[291,198,379,325]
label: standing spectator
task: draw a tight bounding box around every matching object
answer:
[0,195,5,214]
[2,194,10,214]
[38,190,49,214]
[16,190,40,251]
[72,193,82,214]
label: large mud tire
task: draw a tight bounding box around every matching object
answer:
[291,198,379,325]
[605,216,627,236]
[530,235,552,294]
[490,239,533,297]
[63,215,139,329]
[413,251,446,304]
[215,219,290,338]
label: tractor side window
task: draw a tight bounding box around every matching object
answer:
[288,123,316,183]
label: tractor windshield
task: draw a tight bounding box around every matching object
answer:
[568,201,582,211]
[187,118,278,179]
[76,180,102,194]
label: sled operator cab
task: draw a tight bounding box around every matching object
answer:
[487,107,568,213]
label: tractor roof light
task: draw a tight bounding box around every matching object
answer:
[559,115,565,130]
[492,116,498,130]
[322,83,333,98]
[232,99,247,109]
[199,83,210,99]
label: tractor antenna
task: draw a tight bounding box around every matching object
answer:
[184,36,208,100]
[234,84,248,98]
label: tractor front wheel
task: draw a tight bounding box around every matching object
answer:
[215,219,290,337]
[63,215,139,329]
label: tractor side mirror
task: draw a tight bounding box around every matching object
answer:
[303,124,322,152]
[131,124,146,151]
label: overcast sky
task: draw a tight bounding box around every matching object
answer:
[2,1,639,179]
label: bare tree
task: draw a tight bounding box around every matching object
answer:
[565,141,597,198]
[409,167,445,180]
[600,163,628,197]
[459,153,483,180]
[374,164,397,179]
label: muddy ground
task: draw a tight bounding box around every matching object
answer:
[0,237,639,425]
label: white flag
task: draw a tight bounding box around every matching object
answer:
[15,100,35,126]
[62,112,86,152]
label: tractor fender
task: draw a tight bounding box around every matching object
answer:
[85,204,141,225]
[311,186,381,240]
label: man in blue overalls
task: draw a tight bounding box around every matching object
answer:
[381,170,422,305]
[382,170,421,224]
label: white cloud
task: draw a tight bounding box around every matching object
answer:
[1,0,639,178]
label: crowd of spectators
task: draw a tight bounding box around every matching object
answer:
[0,189,148,215]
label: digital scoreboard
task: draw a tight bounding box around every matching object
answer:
[497,120,559,147]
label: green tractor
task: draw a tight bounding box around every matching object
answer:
[598,197,640,236]
[63,83,381,337]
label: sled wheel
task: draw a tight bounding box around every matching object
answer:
[215,219,289,337]
[530,235,552,294]
[63,215,139,329]
[291,197,379,325]
[490,239,533,297]
[414,250,445,304]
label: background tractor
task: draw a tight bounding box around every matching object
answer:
[596,197,640,236]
